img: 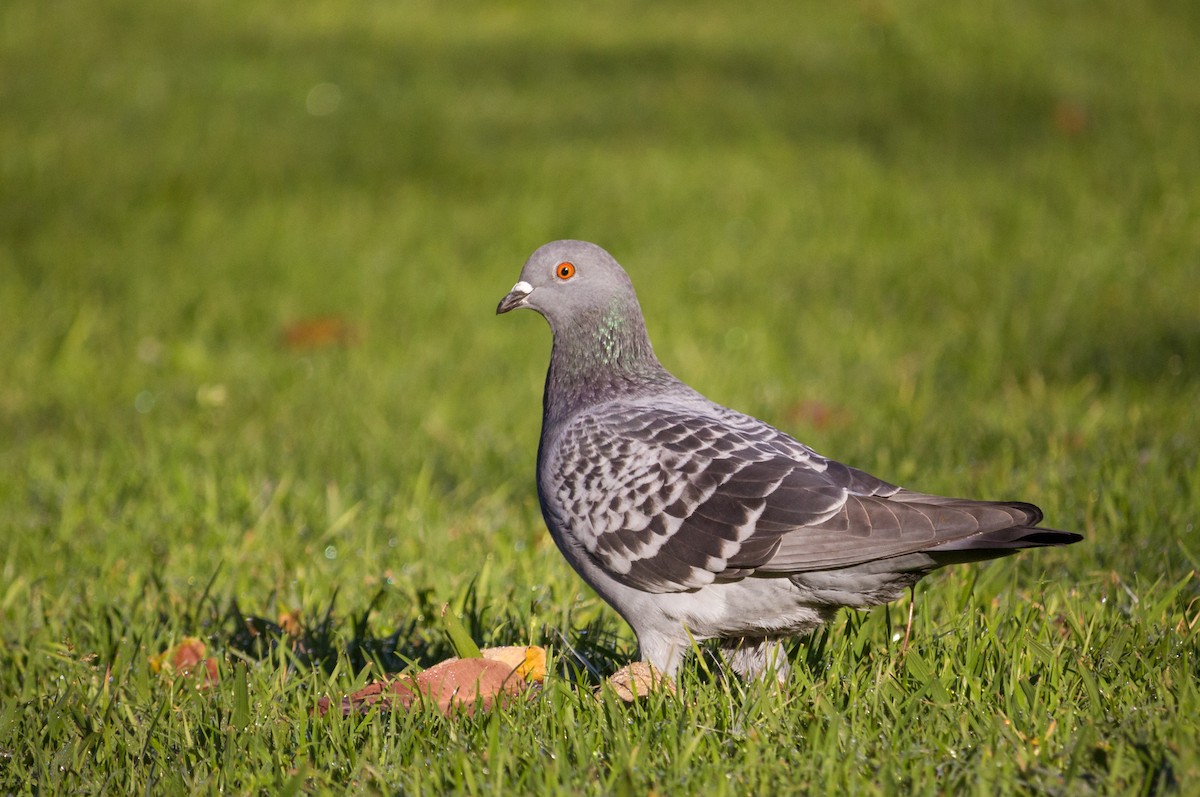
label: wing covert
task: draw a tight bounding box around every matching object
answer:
[546,405,863,592]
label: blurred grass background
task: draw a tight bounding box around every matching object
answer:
[1,0,1198,792]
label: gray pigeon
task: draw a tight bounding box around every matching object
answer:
[497,239,1081,681]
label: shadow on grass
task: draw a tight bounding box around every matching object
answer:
[1061,321,1199,388]
[182,576,829,690]
[185,581,637,687]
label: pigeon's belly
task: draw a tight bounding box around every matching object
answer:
[548,514,832,641]
[636,577,834,641]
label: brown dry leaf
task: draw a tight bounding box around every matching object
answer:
[280,316,358,350]
[278,608,304,637]
[318,678,418,717]
[414,657,525,715]
[785,399,852,432]
[604,662,675,702]
[1052,100,1089,137]
[149,637,219,689]
[478,645,548,683]
[319,654,538,718]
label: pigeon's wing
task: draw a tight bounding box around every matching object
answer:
[545,404,1058,593]
[757,488,1047,573]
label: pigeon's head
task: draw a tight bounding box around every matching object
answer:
[496,240,641,329]
[498,240,670,413]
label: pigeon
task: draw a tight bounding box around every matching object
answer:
[497,239,1081,681]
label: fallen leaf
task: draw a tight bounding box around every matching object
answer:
[785,399,852,431]
[150,637,220,689]
[604,662,675,702]
[477,645,548,682]
[318,653,541,718]
[318,678,418,717]
[1052,100,1089,137]
[414,657,525,715]
[278,608,304,637]
[280,316,358,350]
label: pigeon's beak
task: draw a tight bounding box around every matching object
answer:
[496,281,533,315]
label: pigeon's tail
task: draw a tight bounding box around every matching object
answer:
[920,499,1083,566]
[786,502,1081,609]
[877,492,1079,564]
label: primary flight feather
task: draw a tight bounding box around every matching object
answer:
[498,240,1080,680]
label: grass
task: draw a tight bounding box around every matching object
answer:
[1,0,1198,793]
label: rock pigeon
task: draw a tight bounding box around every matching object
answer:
[497,239,1081,681]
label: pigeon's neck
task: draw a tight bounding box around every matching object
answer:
[543,302,673,428]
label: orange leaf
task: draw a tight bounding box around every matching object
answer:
[150,637,220,689]
[478,645,548,683]
[280,316,358,350]
[278,608,304,637]
[785,399,851,432]
[319,655,536,718]
[1052,100,1089,138]
[319,678,419,717]
[413,657,525,715]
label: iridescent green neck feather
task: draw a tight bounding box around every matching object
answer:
[542,297,673,429]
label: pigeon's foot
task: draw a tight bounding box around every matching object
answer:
[720,637,791,685]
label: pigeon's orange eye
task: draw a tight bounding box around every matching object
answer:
[556,262,576,280]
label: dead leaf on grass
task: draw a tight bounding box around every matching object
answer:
[149,637,220,689]
[476,645,547,683]
[317,677,419,717]
[414,657,526,714]
[277,608,304,637]
[318,646,547,718]
[1052,99,1089,138]
[785,399,852,432]
[280,316,358,350]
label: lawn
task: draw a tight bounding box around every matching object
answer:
[1,0,1198,793]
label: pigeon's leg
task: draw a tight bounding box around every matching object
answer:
[721,637,791,684]
[636,635,686,678]
[899,586,916,655]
